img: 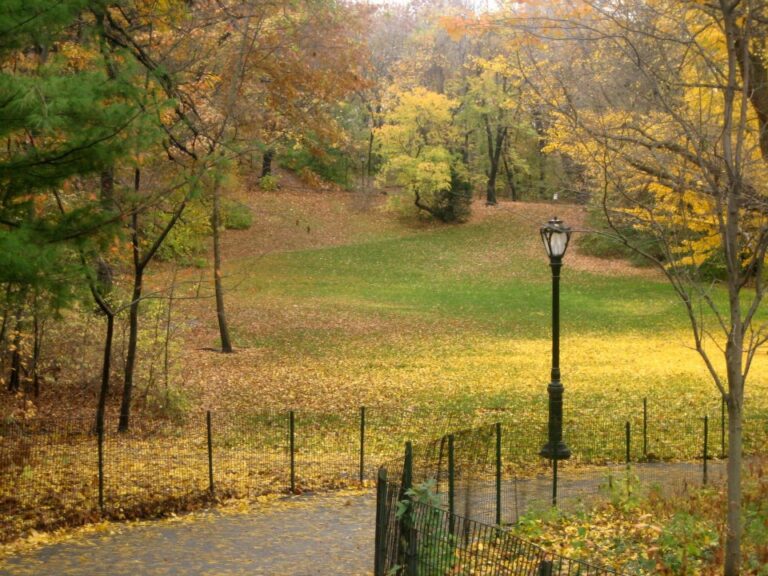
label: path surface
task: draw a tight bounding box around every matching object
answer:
[0,492,375,576]
[0,461,727,575]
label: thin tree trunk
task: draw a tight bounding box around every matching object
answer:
[164,268,177,393]
[484,116,506,206]
[212,180,233,353]
[502,154,517,201]
[117,169,187,431]
[119,170,143,432]
[7,305,23,393]
[367,133,375,179]
[95,311,115,435]
[119,265,142,432]
[724,392,743,576]
[0,285,12,374]
[100,168,115,210]
[30,302,44,398]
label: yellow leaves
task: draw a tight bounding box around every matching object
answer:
[58,42,98,72]
[383,87,458,129]
[376,87,459,201]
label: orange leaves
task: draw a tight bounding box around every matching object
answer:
[439,14,491,41]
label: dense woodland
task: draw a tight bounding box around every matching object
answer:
[2,1,768,573]
[0,0,603,430]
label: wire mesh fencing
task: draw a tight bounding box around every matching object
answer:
[1,400,766,543]
[377,409,750,530]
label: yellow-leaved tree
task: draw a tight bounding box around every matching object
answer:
[507,1,768,573]
[376,87,471,222]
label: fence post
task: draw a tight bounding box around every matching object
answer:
[406,529,418,576]
[207,411,214,496]
[625,421,631,465]
[625,421,631,499]
[448,434,455,535]
[359,406,366,484]
[403,441,413,491]
[289,411,296,494]
[721,397,726,458]
[703,415,709,485]
[537,560,553,576]
[374,466,388,576]
[436,435,446,493]
[495,423,502,526]
[643,397,648,460]
[397,442,414,573]
[97,423,104,513]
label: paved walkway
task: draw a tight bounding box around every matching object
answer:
[0,461,727,576]
[0,492,375,576]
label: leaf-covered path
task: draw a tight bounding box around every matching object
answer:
[0,491,375,576]
[0,461,727,575]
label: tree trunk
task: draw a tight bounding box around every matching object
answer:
[212,180,233,353]
[0,288,9,378]
[118,266,142,432]
[7,307,23,393]
[724,392,743,576]
[119,171,144,432]
[29,304,43,398]
[502,154,517,201]
[164,269,177,393]
[8,342,21,393]
[484,116,506,206]
[367,130,375,178]
[100,168,115,210]
[118,168,188,430]
[95,311,115,435]
[734,34,768,162]
[261,148,274,178]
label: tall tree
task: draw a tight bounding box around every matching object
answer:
[511,1,768,572]
[0,0,160,420]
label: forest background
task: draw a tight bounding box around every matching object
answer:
[3,1,768,574]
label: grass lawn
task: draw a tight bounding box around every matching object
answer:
[174,194,768,430]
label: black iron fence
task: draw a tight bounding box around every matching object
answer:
[373,405,767,575]
[375,450,624,576]
[1,400,766,543]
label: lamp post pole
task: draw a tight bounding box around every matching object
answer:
[539,217,572,507]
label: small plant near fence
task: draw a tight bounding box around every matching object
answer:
[394,481,457,576]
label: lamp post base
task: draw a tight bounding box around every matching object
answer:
[540,441,571,461]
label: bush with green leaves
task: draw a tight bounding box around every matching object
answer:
[156,201,211,264]
[576,208,662,267]
[223,200,253,230]
[259,174,279,191]
[279,141,351,188]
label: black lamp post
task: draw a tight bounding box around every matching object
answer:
[539,217,572,505]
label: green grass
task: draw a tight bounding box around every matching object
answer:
[238,216,687,338]
[194,202,768,423]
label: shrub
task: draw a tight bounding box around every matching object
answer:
[396,480,456,576]
[654,512,719,574]
[146,386,191,425]
[222,200,253,230]
[157,201,211,264]
[576,208,662,267]
[259,174,278,191]
[279,141,351,188]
